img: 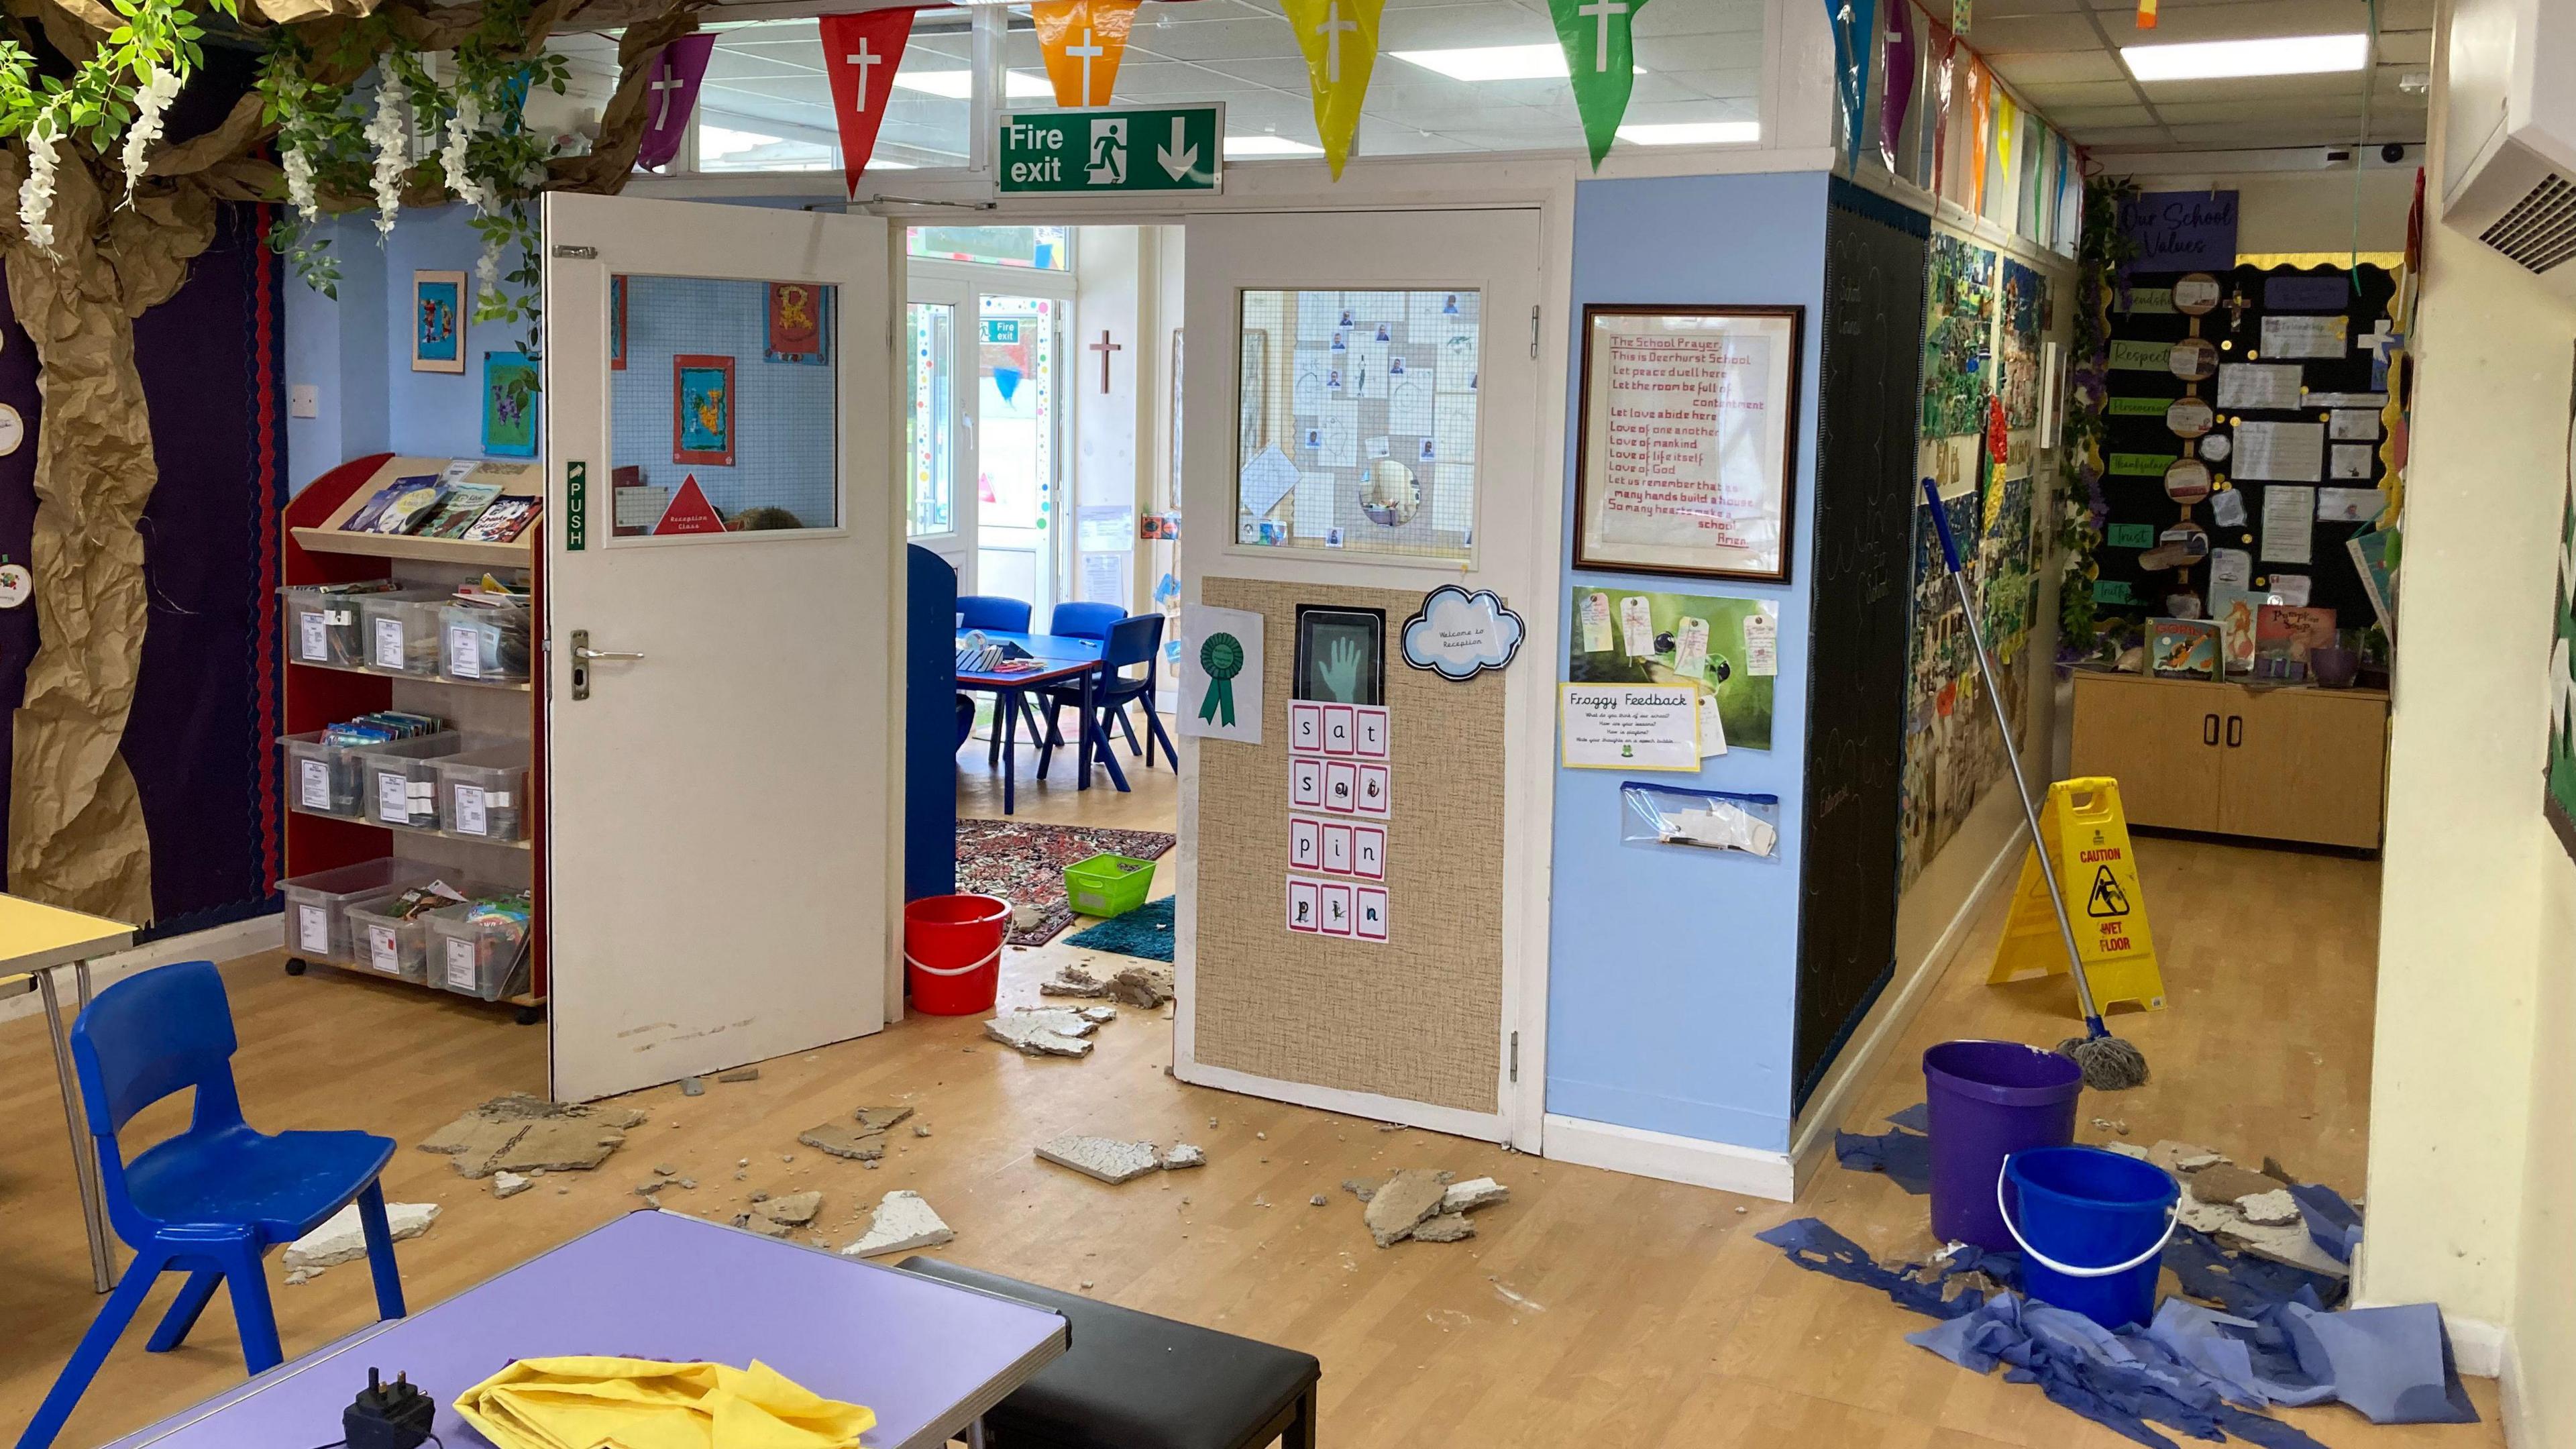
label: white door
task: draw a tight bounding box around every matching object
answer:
[1175,208,1552,1147]
[973,292,1067,609]
[543,193,902,1102]
[906,276,976,586]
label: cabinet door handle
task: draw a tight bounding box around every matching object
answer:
[2226,715,2243,748]
[2203,713,2219,746]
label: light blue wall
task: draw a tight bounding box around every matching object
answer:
[1544,172,1830,1155]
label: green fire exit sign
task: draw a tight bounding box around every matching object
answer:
[997,105,1224,195]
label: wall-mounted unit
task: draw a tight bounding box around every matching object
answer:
[2440,0,2576,289]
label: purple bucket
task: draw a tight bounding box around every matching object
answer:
[1923,1040,2083,1250]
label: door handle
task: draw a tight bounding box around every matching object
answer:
[569,629,642,702]
[574,645,646,662]
[2202,713,2218,746]
[2225,715,2243,748]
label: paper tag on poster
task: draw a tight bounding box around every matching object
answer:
[1580,591,1612,652]
[1617,595,1655,657]
[1672,616,1710,682]
[1743,610,1778,676]
[1698,697,1729,758]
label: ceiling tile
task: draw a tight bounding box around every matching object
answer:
[1955,12,2113,50]
[2063,122,2177,146]
[1986,50,2131,83]
[2044,103,2161,127]
[2014,78,2148,106]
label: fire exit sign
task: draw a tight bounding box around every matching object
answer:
[997,105,1224,195]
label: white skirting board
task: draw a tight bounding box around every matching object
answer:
[1175,1058,1509,1144]
[1541,1114,1796,1201]
[0,912,282,1025]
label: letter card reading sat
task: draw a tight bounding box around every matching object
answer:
[1989,777,2165,1012]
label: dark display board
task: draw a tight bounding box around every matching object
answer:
[1792,180,1928,1110]
[2093,264,2397,632]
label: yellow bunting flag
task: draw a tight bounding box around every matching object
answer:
[1033,0,1140,108]
[1281,0,1385,178]
[2136,0,2158,27]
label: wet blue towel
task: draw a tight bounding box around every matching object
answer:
[1833,1104,1934,1195]
[2287,1182,2364,1264]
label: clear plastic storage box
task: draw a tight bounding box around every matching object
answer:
[278,858,449,964]
[437,744,531,842]
[280,586,374,669]
[358,591,451,676]
[425,902,534,1000]
[440,600,531,684]
[357,735,470,830]
[344,877,508,983]
[281,729,461,820]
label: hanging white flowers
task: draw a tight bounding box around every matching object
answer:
[18,115,61,255]
[364,82,410,239]
[440,92,490,211]
[281,142,319,223]
[117,67,184,207]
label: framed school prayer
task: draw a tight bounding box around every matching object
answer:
[1574,305,1805,583]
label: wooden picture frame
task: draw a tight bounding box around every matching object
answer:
[1573,304,1805,583]
[672,354,735,467]
[412,270,466,374]
[610,274,628,372]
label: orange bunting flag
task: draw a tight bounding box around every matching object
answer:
[1033,0,1140,107]
[1966,61,1992,215]
[2137,0,2158,26]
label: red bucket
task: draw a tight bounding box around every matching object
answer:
[904,894,1010,1016]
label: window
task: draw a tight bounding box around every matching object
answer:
[1234,288,1481,562]
[908,301,955,536]
[609,274,840,535]
[907,226,1072,271]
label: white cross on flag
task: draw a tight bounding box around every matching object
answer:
[634,34,716,170]
[819,9,918,197]
[1033,0,1141,107]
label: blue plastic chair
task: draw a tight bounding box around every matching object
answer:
[956,594,1033,633]
[1040,614,1175,784]
[1047,600,1124,642]
[19,961,407,1449]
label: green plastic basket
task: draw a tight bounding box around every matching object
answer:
[1065,852,1156,918]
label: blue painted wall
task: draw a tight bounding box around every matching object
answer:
[1544,172,1830,1155]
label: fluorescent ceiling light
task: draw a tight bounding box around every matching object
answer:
[867,160,918,170]
[2121,33,2369,81]
[1616,120,1761,146]
[892,68,1053,99]
[1390,42,1643,81]
[1225,135,1324,157]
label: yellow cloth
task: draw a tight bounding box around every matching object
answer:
[453,1356,875,1449]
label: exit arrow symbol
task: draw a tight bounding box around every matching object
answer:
[1156,117,1199,181]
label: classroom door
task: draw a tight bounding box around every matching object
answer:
[973,293,1064,608]
[1175,208,1551,1148]
[541,193,901,1101]
[906,278,976,586]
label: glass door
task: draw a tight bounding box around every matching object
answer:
[906,278,975,586]
[975,293,1061,610]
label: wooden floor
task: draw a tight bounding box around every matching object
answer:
[0,811,2502,1444]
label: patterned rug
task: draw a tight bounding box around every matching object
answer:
[955,819,1178,945]
[1063,895,1176,962]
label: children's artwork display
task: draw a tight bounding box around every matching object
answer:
[765,282,828,365]
[1998,258,2045,429]
[1899,478,2039,890]
[482,352,539,458]
[413,270,465,374]
[672,354,736,466]
[1921,233,1997,439]
[1564,587,1777,753]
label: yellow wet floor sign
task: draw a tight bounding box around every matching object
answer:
[1989,777,2165,1013]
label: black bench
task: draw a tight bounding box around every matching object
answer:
[896,1257,1320,1449]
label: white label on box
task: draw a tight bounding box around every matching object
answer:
[1356,763,1391,818]
[488,792,512,807]
[297,903,329,954]
[445,623,482,679]
[1287,877,1322,933]
[377,769,410,825]
[1289,755,1326,809]
[1355,886,1389,941]
[368,923,399,974]
[1355,705,1390,759]
[1323,760,1358,814]
[298,610,327,661]
[1290,702,1324,753]
[1322,822,1353,875]
[373,616,405,670]
[454,784,488,836]
[299,758,331,811]
[1320,883,1354,936]
[445,936,477,991]
[1289,817,1320,871]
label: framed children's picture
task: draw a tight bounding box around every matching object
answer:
[481,352,539,458]
[610,273,628,371]
[413,270,466,374]
[673,354,735,466]
[765,281,829,364]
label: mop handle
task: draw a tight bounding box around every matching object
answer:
[1921,478,2106,1028]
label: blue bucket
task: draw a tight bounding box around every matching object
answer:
[1998,1145,2180,1330]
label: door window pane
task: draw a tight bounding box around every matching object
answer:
[977,295,1057,604]
[908,302,955,537]
[909,226,1071,270]
[1235,288,1479,562]
[609,274,839,535]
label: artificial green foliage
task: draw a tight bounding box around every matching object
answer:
[2058,174,2139,660]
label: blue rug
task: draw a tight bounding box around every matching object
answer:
[1063,896,1175,961]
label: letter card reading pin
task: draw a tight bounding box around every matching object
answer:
[1290,817,1321,870]
[1355,887,1389,942]
[1287,877,1322,933]
[1320,883,1354,936]
[1355,705,1390,758]
[1290,755,1326,809]
[1290,702,1324,752]
[1323,761,1359,814]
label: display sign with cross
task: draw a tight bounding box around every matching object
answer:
[997,104,1225,194]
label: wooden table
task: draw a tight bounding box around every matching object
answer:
[957,630,1128,813]
[0,894,136,1294]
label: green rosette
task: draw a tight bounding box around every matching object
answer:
[1197,633,1244,727]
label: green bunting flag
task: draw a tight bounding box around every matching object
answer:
[1550,0,1651,169]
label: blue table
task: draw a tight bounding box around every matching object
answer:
[103,1210,1065,1449]
[957,631,1129,812]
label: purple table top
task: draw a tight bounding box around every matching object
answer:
[105,1210,1065,1449]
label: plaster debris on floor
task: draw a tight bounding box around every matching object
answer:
[738,1189,824,1237]
[1161,1142,1205,1169]
[680,1076,705,1097]
[843,1190,954,1258]
[1039,961,1175,1008]
[716,1067,761,1083]
[799,1104,916,1161]
[283,1201,441,1273]
[490,1172,532,1199]
[1036,1134,1212,1183]
[985,1007,1112,1057]
[1362,1167,1518,1248]
[417,1093,648,1179]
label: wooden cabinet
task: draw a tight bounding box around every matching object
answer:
[2070,671,2388,849]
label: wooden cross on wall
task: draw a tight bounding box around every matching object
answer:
[1089,329,1122,393]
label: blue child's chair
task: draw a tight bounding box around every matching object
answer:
[19,961,407,1449]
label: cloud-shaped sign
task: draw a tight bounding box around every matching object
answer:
[1401,584,1525,681]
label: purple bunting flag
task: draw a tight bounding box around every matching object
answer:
[636,34,716,171]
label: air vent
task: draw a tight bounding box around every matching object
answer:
[2479,173,2576,274]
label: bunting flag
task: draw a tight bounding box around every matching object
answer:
[1994,87,2017,219]
[819,9,917,197]
[1281,0,1385,178]
[1966,60,1992,215]
[1826,0,1876,176]
[1547,0,1650,170]
[1879,7,1915,176]
[1928,27,1957,199]
[2137,0,2158,27]
[634,34,715,170]
[1033,0,1140,107]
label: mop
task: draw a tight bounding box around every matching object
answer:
[1921,478,2149,1091]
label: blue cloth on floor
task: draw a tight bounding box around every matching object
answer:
[1833,1106,1934,1195]
[1752,1218,1990,1319]
[2286,1182,2364,1264]
[2143,1299,2336,1409]
[1884,1102,1931,1132]
[2282,1303,2481,1426]
[1061,896,1175,961]
[2163,1226,2347,1313]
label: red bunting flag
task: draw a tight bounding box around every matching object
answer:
[819,9,917,197]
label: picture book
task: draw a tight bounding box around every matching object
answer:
[415,482,503,539]
[2210,586,2261,675]
[343,476,440,533]
[2147,617,2220,680]
[462,498,541,543]
[2254,604,2339,681]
